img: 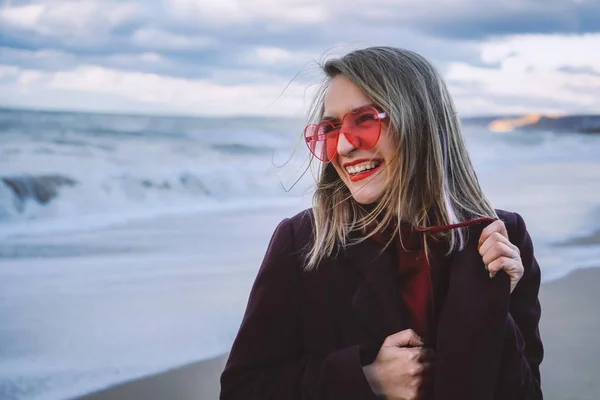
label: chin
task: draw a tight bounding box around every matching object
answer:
[346,172,387,205]
[350,189,384,205]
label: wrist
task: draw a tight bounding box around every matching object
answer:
[362,364,383,395]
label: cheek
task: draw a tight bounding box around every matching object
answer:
[379,135,397,164]
[378,125,395,151]
[330,159,347,180]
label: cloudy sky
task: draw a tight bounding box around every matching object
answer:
[1,0,599,117]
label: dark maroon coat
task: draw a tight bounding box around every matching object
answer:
[220,209,543,400]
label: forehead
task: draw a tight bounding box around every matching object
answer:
[323,75,372,120]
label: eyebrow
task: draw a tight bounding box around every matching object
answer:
[322,104,374,122]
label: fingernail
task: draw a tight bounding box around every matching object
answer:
[489,272,494,279]
[484,265,489,272]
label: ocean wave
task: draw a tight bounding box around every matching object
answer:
[0,166,307,226]
[0,172,210,221]
[0,174,77,217]
[211,143,274,155]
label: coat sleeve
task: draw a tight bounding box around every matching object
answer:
[495,212,544,399]
[220,218,378,400]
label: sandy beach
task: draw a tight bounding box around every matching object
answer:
[538,268,600,400]
[78,355,228,400]
[77,266,600,400]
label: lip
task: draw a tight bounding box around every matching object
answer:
[342,158,383,168]
[347,160,384,182]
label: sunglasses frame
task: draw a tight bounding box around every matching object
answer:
[304,105,387,163]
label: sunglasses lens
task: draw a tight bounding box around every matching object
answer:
[343,107,381,149]
[304,123,339,162]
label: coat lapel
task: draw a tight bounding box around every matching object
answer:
[344,237,409,346]
[434,223,511,400]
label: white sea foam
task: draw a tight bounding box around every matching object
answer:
[0,109,312,232]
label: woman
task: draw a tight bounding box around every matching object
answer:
[220,47,543,400]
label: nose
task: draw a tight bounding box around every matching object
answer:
[336,130,356,158]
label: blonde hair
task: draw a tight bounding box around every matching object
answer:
[304,46,497,270]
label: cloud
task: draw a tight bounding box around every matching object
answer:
[347,0,600,39]
[478,33,600,68]
[0,1,141,37]
[0,65,20,79]
[0,63,313,116]
[130,29,216,52]
[0,3,44,30]
[0,47,77,70]
[446,34,600,115]
[1,0,600,115]
[165,0,327,26]
[557,65,600,76]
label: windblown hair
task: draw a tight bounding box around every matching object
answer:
[304,46,497,270]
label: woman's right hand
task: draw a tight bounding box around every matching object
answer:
[362,329,433,400]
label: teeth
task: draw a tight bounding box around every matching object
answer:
[345,161,381,175]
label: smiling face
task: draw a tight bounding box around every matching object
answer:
[323,74,396,205]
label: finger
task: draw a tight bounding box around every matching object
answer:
[408,360,426,377]
[420,362,435,387]
[487,256,510,277]
[480,234,520,259]
[405,347,426,362]
[407,348,435,364]
[479,231,517,256]
[420,361,434,374]
[488,257,523,279]
[419,348,436,362]
[481,241,519,266]
[407,361,434,379]
[478,220,508,250]
[383,329,424,348]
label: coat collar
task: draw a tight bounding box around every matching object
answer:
[344,235,409,343]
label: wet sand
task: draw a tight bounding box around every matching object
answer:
[538,268,600,400]
[77,354,227,400]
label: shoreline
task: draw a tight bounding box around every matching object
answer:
[76,354,228,400]
[77,266,600,400]
[558,228,600,247]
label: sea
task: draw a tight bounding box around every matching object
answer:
[1,107,600,399]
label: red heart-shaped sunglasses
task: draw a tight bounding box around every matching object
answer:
[304,105,387,163]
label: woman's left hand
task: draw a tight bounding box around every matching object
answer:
[478,220,524,293]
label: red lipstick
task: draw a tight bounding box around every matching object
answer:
[344,159,384,182]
